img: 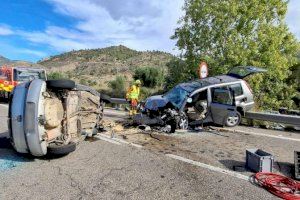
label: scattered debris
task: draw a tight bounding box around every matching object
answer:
[138,125,151,131]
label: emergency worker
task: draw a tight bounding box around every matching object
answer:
[126,80,141,116]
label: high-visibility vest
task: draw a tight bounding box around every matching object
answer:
[126,85,140,100]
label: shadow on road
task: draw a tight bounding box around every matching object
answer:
[274,161,294,178]
[0,131,34,171]
[219,159,247,171]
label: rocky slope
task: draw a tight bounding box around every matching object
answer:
[38,45,174,89]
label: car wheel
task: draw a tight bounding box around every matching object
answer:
[47,142,76,155]
[46,80,75,90]
[178,117,188,130]
[224,112,241,127]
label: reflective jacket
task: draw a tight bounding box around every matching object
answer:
[126,85,140,100]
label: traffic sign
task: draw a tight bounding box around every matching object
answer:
[198,62,208,79]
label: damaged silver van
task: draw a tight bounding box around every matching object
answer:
[8,79,103,157]
[137,66,266,132]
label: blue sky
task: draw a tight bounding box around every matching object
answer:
[0,0,299,62]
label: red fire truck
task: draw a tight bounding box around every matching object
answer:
[0,65,46,100]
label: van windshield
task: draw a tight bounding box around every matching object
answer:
[164,86,189,108]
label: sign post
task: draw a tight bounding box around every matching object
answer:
[198,62,208,79]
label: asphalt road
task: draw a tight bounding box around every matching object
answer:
[0,105,289,199]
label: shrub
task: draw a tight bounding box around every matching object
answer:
[133,67,164,88]
[47,71,66,80]
[108,75,126,98]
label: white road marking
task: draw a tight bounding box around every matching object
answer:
[98,133,143,148]
[221,128,300,142]
[97,133,251,181]
[166,154,249,181]
[94,135,121,145]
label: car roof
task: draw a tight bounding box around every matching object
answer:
[178,75,240,93]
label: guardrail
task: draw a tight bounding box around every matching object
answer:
[109,98,129,104]
[245,111,300,126]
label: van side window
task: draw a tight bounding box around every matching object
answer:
[229,83,243,96]
[211,87,234,105]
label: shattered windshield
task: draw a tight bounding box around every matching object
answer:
[164,86,189,108]
[14,69,46,82]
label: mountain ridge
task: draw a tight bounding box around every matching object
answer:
[1,45,174,90]
[38,45,174,89]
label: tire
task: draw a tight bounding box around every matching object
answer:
[46,80,75,90]
[47,142,76,155]
[177,115,189,130]
[224,112,241,127]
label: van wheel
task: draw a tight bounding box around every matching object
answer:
[224,112,241,127]
[46,80,75,90]
[47,142,76,155]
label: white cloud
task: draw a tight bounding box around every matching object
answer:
[20,49,47,57]
[19,29,88,51]
[4,0,298,60]
[0,25,13,35]
[15,0,184,53]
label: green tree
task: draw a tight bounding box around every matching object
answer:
[108,75,126,98]
[133,67,165,88]
[165,58,190,89]
[172,0,300,109]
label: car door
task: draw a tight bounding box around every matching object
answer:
[228,82,246,105]
[210,86,236,125]
[227,66,267,79]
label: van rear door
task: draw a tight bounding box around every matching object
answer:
[227,66,267,79]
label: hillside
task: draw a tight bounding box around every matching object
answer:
[0,55,42,68]
[39,45,174,89]
[0,55,10,65]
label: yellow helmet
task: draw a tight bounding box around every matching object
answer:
[135,80,141,85]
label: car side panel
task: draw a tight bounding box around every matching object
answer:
[239,81,254,111]
[10,83,29,153]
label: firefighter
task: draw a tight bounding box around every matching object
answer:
[126,80,141,116]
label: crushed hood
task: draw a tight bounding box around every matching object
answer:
[144,95,169,111]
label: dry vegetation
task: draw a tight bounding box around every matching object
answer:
[39,45,174,90]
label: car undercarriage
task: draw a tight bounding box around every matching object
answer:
[9,79,104,156]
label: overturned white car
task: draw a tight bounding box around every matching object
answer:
[8,79,104,157]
